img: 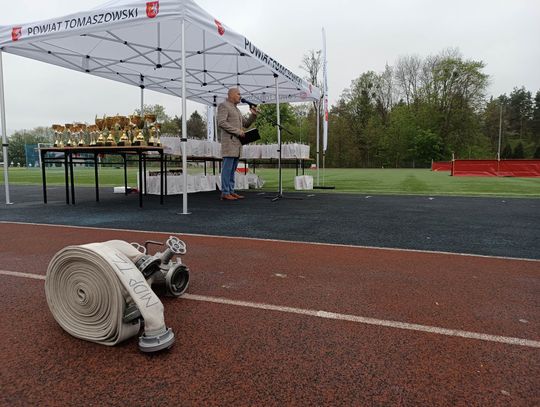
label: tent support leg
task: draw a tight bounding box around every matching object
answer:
[179,17,189,215]
[0,51,12,205]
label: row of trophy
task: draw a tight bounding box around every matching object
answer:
[52,114,162,148]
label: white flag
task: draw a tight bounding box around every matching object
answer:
[322,27,329,152]
[206,105,215,141]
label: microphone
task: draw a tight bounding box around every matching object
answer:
[241,98,258,108]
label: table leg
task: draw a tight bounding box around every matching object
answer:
[160,151,164,204]
[94,153,99,202]
[164,155,168,196]
[123,153,128,196]
[64,153,69,204]
[69,152,75,204]
[143,154,147,195]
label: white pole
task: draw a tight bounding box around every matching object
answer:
[275,75,282,196]
[180,18,189,214]
[497,102,503,161]
[0,51,12,204]
[316,101,320,186]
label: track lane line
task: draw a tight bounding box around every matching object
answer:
[2,269,539,349]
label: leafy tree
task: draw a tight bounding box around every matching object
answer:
[134,104,181,136]
[501,143,513,159]
[531,90,540,145]
[161,115,180,135]
[507,87,533,140]
[512,142,525,159]
[408,129,444,167]
[6,127,52,166]
[383,104,418,167]
[254,103,296,143]
[134,104,170,123]
[186,110,206,139]
[533,146,540,159]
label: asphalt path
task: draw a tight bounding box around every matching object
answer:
[1,185,539,259]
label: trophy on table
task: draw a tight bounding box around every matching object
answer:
[130,114,145,146]
[104,116,117,146]
[74,124,87,146]
[88,125,98,146]
[95,117,106,146]
[155,123,162,147]
[144,113,157,146]
[51,124,65,147]
[64,124,74,147]
[116,115,130,146]
[148,126,157,146]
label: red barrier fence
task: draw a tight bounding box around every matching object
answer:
[431,161,452,171]
[451,159,540,177]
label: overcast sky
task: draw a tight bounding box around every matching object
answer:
[1,0,539,135]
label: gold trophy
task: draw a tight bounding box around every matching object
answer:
[96,133,105,146]
[95,117,106,146]
[73,124,86,146]
[112,115,128,146]
[128,114,143,145]
[148,126,157,146]
[106,133,117,146]
[51,124,64,147]
[64,124,74,147]
[88,124,98,146]
[118,129,130,146]
[133,129,145,146]
[155,123,162,146]
[144,113,157,128]
[104,116,116,146]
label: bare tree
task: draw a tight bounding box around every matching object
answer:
[395,55,422,105]
[300,49,323,162]
[300,49,322,89]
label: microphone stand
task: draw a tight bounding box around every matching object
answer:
[263,117,303,202]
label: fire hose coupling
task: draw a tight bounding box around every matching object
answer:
[44,236,190,354]
[139,326,175,353]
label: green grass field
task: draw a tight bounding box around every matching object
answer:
[2,166,540,197]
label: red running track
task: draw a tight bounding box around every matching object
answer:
[0,222,539,406]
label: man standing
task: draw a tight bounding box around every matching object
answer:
[217,88,258,200]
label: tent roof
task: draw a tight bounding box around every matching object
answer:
[0,0,320,106]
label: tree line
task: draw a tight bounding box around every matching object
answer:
[3,47,540,167]
[304,48,540,168]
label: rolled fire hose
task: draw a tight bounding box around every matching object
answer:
[45,237,189,353]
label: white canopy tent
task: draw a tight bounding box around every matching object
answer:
[0,0,320,212]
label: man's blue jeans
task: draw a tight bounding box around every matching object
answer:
[221,157,239,195]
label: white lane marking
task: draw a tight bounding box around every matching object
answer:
[2,269,539,349]
[1,221,539,262]
[0,270,46,280]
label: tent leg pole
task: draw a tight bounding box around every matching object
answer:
[180,18,189,215]
[276,74,282,197]
[0,51,12,205]
[140,85,144,116]
[316,101,320,186]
